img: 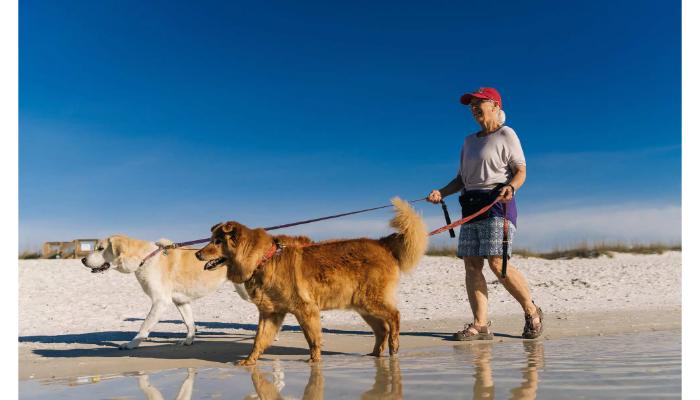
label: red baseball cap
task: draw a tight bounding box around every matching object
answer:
[460,87,502,108]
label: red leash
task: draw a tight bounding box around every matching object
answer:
[427,198,501,236]
[427,196,510,278]
[139,196,509,268]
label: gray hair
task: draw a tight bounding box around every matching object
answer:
[498,109,506,124]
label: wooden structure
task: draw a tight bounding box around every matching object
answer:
[41,239,99,259]
[41,242,63,259]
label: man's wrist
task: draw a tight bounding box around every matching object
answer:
[506,184,516,193]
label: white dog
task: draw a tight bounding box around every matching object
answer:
[82,234,240,349]
[82,233,310,349]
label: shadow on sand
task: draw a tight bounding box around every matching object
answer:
[19,330,231,346]
[124,318,457,339]
[29,339,348,364]
[19,318,518,352]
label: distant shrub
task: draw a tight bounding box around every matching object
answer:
[425,242,681,260]
[19,251,42,260]
[515,242,681,260]
[425,246,459,257]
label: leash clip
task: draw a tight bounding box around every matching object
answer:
[273,239,285,255]
[157,243,177,256]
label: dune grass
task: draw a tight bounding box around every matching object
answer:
[18,251,42,260]
[426,242,681,260]
[425,246,461,257]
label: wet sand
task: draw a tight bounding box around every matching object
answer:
[20,308,680,380]
[20,330,681,399]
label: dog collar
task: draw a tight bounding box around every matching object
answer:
[244,240,284,285]
[257,239,284,267]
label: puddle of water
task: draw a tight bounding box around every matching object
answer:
[19,330,680,399]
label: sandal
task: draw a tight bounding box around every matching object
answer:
[522,303,543,339]
[453,321,493,341]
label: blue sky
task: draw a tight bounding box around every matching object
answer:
[19,0,681,251]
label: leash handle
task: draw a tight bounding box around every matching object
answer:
[501,201,509,279]
[439,200,456,238]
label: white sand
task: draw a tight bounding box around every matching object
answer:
[18,252,681,339]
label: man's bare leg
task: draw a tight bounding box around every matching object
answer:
[464,256,489,326]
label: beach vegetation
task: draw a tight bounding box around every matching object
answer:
[426,242,681,259]
[19,251,42,259]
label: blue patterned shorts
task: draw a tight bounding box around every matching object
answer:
[456,217,516,258]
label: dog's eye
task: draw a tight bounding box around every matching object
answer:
[97,246,104,251]
[214,239,222,245]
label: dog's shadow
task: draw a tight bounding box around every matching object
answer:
[21,318,489,364]
[125,318,457,340]
[22,319,348,363]
[29,339,344,363]
[19,330,232,347]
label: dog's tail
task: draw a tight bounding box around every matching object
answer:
[380,197,428,273]
[156,238,173,248]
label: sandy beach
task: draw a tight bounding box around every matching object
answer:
[18,251,681,380]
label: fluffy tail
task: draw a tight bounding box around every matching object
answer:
[155,238,173,248]
[380,197,428,273]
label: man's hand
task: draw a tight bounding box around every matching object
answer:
[499,185,515,202]
[427,190,442,204]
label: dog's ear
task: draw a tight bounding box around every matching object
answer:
[221,222,235,233]
[108,236,125,258]
[210,223,223,233]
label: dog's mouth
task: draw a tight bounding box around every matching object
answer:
[204,257,227,271]
[91,263,111,273]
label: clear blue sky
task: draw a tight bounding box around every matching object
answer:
[19,0,681,251]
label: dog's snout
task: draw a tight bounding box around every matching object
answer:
[195,250,203,261]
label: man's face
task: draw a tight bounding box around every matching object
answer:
[470,99,497,124]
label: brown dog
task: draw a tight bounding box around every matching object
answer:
[196,197,427,365]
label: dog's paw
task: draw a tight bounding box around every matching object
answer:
[119,341,140,350]
[305,357,322,364]
[236,358,257,366]
[177,337,194,346]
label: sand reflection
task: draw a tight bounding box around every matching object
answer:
[130,342,543,399]
[138,367,197,400]
[360,357,403,399]
[246,357,402,400]
[455,340,545,400]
